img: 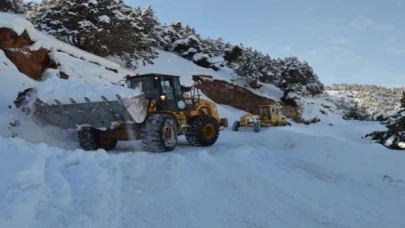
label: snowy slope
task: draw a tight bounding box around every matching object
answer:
[1,12,404,228]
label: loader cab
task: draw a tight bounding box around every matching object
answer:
[126,73,187,111]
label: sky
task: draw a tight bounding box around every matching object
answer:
[28,0,405,87]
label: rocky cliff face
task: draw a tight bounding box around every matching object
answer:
[0,28,57,80]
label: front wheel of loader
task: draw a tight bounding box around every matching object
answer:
[140,114,178,152]
[78,128,117,151]
[186,115,220,147]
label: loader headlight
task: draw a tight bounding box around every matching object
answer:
[160,94,166,101]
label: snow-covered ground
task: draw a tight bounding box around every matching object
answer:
[2,118,405,228]
[1,12,404,228]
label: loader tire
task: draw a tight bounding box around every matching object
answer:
[140,114,178,152]
[186,115,219,147]
[78,128,117,151]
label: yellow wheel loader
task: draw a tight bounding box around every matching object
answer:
[21,73,228,152]
[232,104,291,132]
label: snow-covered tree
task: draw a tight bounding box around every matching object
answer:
[274,56,324,96]
[343,101,370,120]
[0,0,25,14]
[234,47,264,88]
[224,45,243,65]
[28,0,158,68]
[400,91,405,108]
[24,1,39,13]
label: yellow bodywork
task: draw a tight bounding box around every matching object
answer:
[256,104,289,126]
[104,96,228,141]
[233,104,290,132]
[140,96,228,134]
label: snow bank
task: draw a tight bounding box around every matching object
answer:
[35,76,142,105]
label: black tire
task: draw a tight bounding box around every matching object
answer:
[186,115,220,146]
[253,121,261,132]
[140,114,178,152]
[77,128,118,151]
[99,137,118,151]
[232,121,240,131]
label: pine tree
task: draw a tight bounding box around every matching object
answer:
[224,45,242,65]
[28,0,158,69]
[234,47,263,88]
[400,91,405,108]
[0,0,25,14]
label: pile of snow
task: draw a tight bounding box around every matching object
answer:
[35,76,142,105]
[0,49,78,150]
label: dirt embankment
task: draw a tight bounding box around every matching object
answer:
[0,28,60,80]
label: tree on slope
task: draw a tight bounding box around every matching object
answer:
[28,0,158,68]
[276,56,324,96]
[234,47,264,88]
[400,91,405,108]
[0,0,25,14]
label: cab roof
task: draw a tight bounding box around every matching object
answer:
[126,73,180,79]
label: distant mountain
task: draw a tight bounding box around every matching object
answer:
[324,84,405,115]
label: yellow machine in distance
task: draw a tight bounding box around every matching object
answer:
[232,104,291,132]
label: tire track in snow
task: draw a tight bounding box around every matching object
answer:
[195,143,353,228]
[118,152,186,228]
[31,151,123,228]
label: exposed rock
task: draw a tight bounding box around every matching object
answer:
[59,71,69,79]
[0,28,33,49]
[4,47,51,80]
[192,74,276,113]
[0,28,53,80]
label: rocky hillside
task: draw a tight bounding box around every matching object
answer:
[325,84,405,115]
[0,12,339,127]
[22,0,323,98]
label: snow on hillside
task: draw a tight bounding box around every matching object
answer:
[114,49,285,102]
[1,12,405,228]
[325,84,405,115]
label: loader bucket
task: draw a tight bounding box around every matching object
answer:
[30,93,147,130]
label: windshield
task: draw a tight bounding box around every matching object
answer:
[128,77,154,97]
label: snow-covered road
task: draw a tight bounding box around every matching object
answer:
[1,122,404,228]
